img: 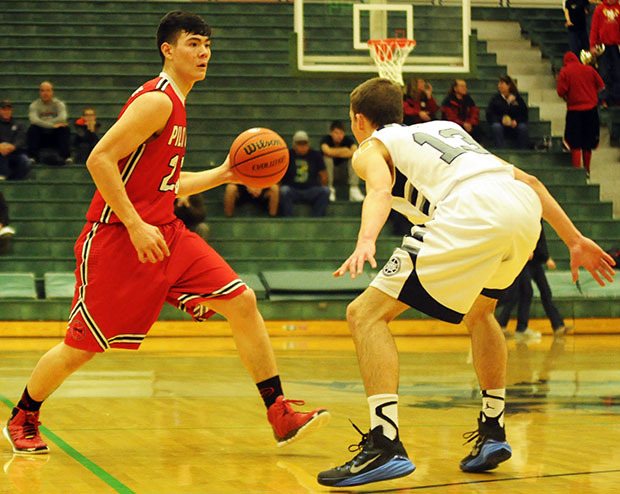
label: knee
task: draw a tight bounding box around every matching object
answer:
[346,298,367,336]
[232,288,259,316]
[463,301,496,331]
[279,185,291,198]
[224,183,239,197]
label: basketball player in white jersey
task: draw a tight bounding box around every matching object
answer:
[317,78,615,487]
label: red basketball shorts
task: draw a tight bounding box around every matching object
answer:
[65,219,246,352]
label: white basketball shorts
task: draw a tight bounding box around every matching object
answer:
[371,173,542,323]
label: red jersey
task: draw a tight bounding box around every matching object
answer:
[86,72,187,225]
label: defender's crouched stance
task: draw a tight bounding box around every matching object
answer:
[317,78,614,487]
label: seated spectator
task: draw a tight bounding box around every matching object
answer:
[403,78,439,125]
[174,194,209,241]
[279,130,330,217]
[224,184,279,217]
[73,107,100,163]
[486,75,530,149]
[319,120,362,202]
[0,99,31,180]
[557,51,604,178]
[27,81,71,166]
[440,79,482,141]
[0,191,15,255]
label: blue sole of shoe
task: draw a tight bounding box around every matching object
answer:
[327,457,416,487]
[460,442,512,473]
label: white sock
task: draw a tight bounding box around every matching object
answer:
[481,388,505,427]
[368,394,399,440]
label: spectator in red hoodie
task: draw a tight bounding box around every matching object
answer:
[589,0,620,105]
[440,79,482,141]
[557,51,605,178]
[403,78,439,125]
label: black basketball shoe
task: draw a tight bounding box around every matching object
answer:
[460,412,512,472]
[317,423,415,487]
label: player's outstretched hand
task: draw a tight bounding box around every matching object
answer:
[127,221,170,263]
[569,235,616,286]
[333,239,377,279]
[219,154,242,184]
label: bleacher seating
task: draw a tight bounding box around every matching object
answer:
[0,273,37,299]
[0,1,618,322]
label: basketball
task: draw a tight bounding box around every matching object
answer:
[229,128,289,188]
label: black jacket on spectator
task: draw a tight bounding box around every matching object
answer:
[486,93,529,124]
[0,117,27,151]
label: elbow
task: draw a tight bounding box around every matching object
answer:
[521,171,542,191]
[86,150,106,174]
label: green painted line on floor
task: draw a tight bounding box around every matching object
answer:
[0,394,135,494]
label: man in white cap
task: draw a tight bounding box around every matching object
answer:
[279,130,330,216]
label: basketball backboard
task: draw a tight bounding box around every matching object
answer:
[293,0,473,78]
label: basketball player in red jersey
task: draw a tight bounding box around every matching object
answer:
[3,11,329,455]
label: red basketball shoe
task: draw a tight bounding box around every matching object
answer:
[267,396,330,447]
[3,409,49,454]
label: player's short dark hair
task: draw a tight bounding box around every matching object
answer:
[330,120,345,132]
[350,78,403,127]
[157,11,211,63]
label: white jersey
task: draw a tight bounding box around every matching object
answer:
[370,121,514,224]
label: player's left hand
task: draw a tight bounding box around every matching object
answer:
[333,239,377,279]
[219,154,242,184]
[569,236,616,286]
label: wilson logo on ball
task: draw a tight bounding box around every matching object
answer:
[243,139,282,155]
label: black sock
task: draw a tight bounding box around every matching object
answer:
[16,387,43,412]
[256,375,283,409]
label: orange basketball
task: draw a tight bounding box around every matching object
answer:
[229,128,289,188]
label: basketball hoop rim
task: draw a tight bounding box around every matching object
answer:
[367,38,416,49]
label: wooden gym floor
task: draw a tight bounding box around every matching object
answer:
[1,321,619,493]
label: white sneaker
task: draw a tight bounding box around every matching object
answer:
[515,328,541,341]
[329,187,336,202]
[349,186,365,202]
[0,225,16,237]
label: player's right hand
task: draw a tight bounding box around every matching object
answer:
[127,221,170,263]
[333,239,377,279]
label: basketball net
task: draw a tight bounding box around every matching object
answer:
[368,38,416,86]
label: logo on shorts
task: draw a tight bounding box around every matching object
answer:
[68,320,86,342]
[382,256,401,276]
